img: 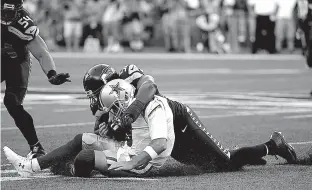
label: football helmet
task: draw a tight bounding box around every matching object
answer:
[83,64,119,115]
[1,0,23,25]
[99,79,135,127]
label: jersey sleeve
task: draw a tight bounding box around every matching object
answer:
[145,99,168,140]
[119,64,144,86]
[8,10,39,42]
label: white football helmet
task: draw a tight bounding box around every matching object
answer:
[99,79,135,124]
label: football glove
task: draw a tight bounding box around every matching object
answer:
[47,70,71,85]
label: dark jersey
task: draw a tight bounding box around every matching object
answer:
[119,64,184,123]
[1,9,39,61]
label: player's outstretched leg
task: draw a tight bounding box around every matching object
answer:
[3,134,84,177]
[230,131,297,167]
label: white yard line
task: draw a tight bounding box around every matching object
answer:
[1,122,94,131]
[50,52,303,61]
[284,114,312,119]
[53,108,88,113]
[289,141,312,145]
[1,107,32,112]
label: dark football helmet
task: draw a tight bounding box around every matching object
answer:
[83,64,119,115]
[1,0,23,25]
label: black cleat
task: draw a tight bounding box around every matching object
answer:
[27,146,46,159]
[270,132,297,164]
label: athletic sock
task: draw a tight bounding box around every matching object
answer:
[230,144,268,166]
[31,158,41,172]
[264,140,276,155]
[37,134,83,169]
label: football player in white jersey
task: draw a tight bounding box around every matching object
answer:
[3,79,301,177]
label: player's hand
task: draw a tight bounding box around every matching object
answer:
[120,114,133,130]
[48,73,71,85]
[98,122,109,137]
[108,161,136,171]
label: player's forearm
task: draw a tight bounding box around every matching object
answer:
[131,138,167,168]
[37,50,56,76]
[28,35,57,76]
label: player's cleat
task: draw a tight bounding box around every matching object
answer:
[27,145,46,159]
[3,146,34,177]
[270,132,297,164]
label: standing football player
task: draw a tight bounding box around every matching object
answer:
[1,0,71,158]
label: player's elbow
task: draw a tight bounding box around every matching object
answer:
[145,81,157,94]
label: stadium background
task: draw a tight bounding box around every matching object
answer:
[22,0,307,53]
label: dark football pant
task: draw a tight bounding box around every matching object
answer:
[170,104,268,171]
[1,54,39,146]
[170,105,232,171]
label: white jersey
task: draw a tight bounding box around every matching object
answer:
[131,95,175,168]
[82,95,175,173]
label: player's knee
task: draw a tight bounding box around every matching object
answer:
[74,150,95,177]
[3,92,20,109]
[82,133,97,146]
[69,134,83,151]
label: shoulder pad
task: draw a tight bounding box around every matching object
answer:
[9,10,39,41]
[119,64,144,85]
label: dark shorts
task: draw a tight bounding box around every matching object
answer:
[1,54,31,105]
[170,103,231,170]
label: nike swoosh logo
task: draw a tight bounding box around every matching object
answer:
[181,125,188,133]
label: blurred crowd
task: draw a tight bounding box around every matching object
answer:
[24,0,310,54]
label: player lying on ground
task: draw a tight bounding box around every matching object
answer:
[4,79,302,177]
[1,0,71,158]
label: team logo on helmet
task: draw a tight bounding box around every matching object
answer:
[109,82,125,97]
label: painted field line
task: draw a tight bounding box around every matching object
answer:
[1,122,148,131]
[289,141,312,145]
[50,52,303,61]
[53,108,88,113]
[1,122,94,131]
[1,164,12,167]
[199,109,312,119]
[1,107,32,112]
[1,169,18,174]
[0,175,59,182]
[284,114,312,119]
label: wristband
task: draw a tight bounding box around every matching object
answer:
[47,70,57,79]
[143,146,158,159]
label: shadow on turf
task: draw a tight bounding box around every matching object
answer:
[51,152,312,178]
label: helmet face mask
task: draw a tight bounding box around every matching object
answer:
[83,64,119,115]
[1,0,23,25]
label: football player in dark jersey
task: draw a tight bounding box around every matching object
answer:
[1,0,71,158]
[82,64,297,170]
